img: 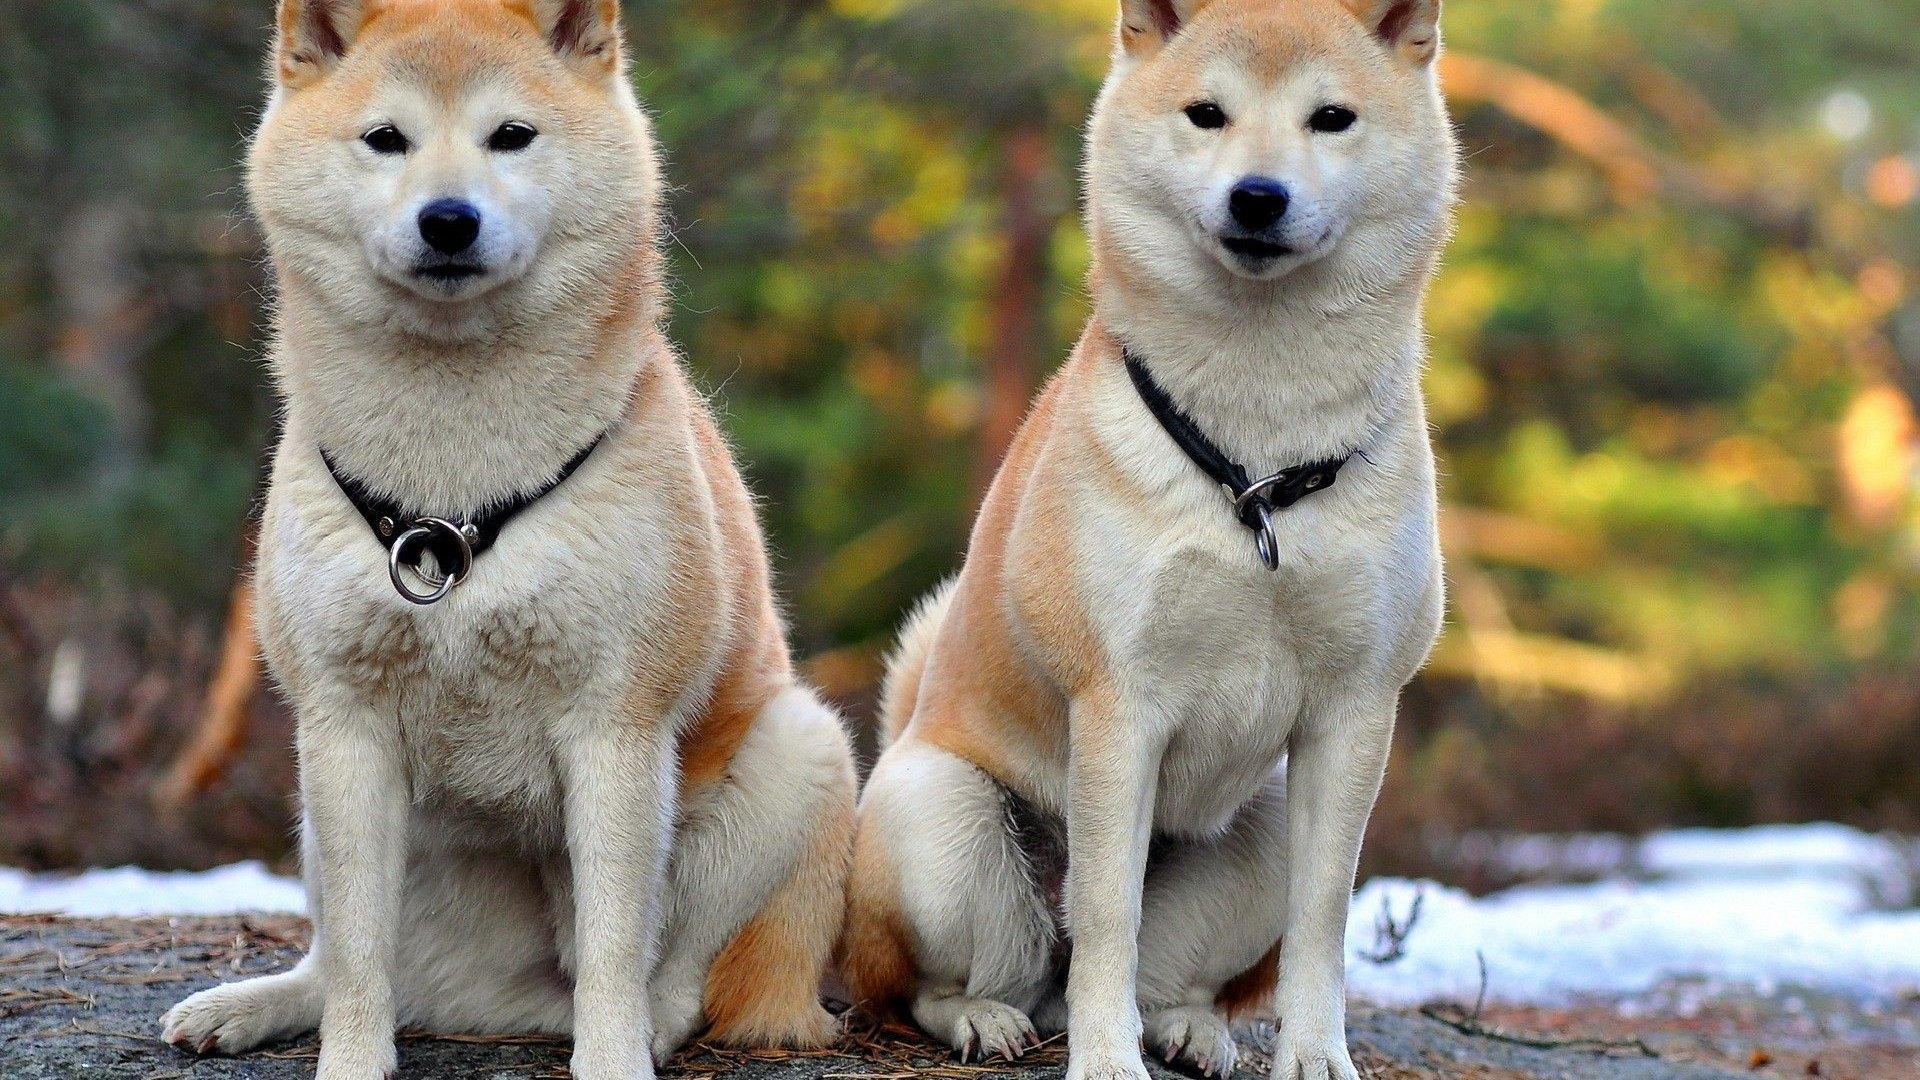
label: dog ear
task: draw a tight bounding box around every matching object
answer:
[1346,0,1441,66]
[529,0,623,73]
[274,0,368,86]
[1118,0,1204,57]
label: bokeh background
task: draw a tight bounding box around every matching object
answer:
[2,0,1918,886]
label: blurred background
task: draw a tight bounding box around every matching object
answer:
[1,0,1918,888]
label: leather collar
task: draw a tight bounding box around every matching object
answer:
[320,432,605,603]
[1123,349,1350,570]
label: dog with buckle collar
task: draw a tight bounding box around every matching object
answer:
[840,3,1455,1080]
[159,3,856,1078]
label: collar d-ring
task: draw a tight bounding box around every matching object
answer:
[1250,502,1280,571]
[387,517,475,605]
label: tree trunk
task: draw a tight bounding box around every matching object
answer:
[972,125,1052,498]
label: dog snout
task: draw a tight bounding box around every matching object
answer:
[419,199,482,255]
[1227,178,1290,232]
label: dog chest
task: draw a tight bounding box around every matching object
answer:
[266,554,618,832]
[383,601,588,821]
[1105,511,1432,835]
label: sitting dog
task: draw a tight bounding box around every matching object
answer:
[160,2,855,1077]
[841,2,1454,1079]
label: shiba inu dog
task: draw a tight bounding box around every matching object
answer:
[158,2,855,1077]
[841,2,1454,1079]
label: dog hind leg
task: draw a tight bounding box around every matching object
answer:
[389,830,574,1037]
[1135,775,1288,1079]
[860,742,1054,1061]
[650,687,855,1059]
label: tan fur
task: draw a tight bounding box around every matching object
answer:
[1214,940,1281,1022]
[838,808,919,1010]
[847,2,1454,1078]
[163,4,855,1076]
[703,770,854,1047]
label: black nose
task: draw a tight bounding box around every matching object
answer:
[418,199,481,255]
[1228,178,1290,232]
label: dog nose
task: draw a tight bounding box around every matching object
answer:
[1228,178,1290,232]
[418,199,481,255]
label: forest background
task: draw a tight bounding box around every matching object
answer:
[2,0,1918,886]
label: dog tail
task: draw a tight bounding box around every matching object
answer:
[876,577,957,751]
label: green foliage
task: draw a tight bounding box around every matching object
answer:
[0,0,1917,760]
[0,361,107,498]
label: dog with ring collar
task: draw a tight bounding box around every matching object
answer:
[159,2,856,1077]
[839,3,1456,1079]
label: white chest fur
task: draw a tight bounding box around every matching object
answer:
[1055,398,1442,838]
[254,435,705,850]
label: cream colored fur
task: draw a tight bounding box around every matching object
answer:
[158,3,855,1078]
[843,3,1455,1080]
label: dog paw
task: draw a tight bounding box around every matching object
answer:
[314,1039,398,1080]
[948,998,1038,1063]
[1269,1027,1358,1080]
[571,1037,654,1080]
[1064,1044,1153,1080]
[161,977,316,1056]
[1146,1005,1238,1078]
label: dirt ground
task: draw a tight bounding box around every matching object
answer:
[2,916,1909,1080]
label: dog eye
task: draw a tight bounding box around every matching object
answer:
[1309,105,1357,133]
[488,122,538,152]
[361,124,410,155]
[1184,101,1228,130]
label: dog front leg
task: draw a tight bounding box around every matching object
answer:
[1271,697,1394,1080]
[1062,690,1165,1080]
[560,714,676,1080]
[300,706,407,1080]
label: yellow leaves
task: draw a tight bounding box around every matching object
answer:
[806,516,922,618]
[1700,435,1813,504]
[829,0,910,20]
[1424,261,1502,424]
[1755,253,1865,343]
[1424,350,1487,426]
[923,380,981,437]
[1427,627,1675,704]
[1835,382,1917,529]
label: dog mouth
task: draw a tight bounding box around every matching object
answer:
[1219,235,1294,261]
[414,262,487,285]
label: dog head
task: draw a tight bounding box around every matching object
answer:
[1088,0,1455,299]
[248,0,658,341]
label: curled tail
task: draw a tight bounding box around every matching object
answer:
[875,578,957,751]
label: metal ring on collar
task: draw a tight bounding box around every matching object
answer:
[1250,501,1280,571]
[387,517,474,606]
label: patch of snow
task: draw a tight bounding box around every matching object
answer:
[4,824,1917,1009]
[1348,824,1920,1007]
[0,861,304,917]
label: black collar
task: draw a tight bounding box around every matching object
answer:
[1123,349,1350,570]
[321,432,605,604]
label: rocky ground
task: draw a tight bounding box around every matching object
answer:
[2,916,1910,1080]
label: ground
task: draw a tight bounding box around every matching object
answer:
[0,916,1907,1080]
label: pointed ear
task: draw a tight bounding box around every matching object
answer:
[529,0,623,73]
[1347,0,1441,66]
[275,0,368,86]
[1118,0,1204,57]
